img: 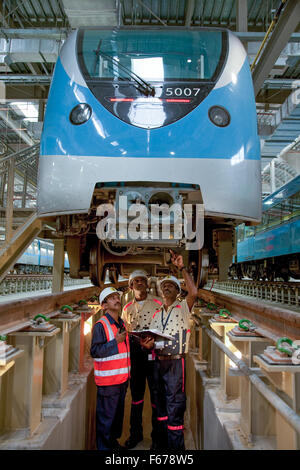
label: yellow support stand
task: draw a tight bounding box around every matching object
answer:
[73,304,98,372]
[228,331,275,443]
[44,315,80,398]
[203,316,219,376]
[7,326,59,436]
[209,318,239,399]
[194,306,219,375]
[0,338,24,434]
[254,355,300,450]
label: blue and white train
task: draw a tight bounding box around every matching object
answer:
[37,27,261,286]
[13,239,70,274]
[229,175,300,281]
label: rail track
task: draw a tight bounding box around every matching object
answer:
[197,287,300,341]
[1,280,299,347]
[1,282,300,450]
[206,279,300,308]
[0,281,130,335]
[0,274,91,296]
[0,285,98,335]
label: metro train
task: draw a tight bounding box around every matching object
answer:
[229,174,300,281]
[12,239,70,274]
[37,27,261,286]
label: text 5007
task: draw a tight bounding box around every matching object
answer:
[165,87,200,96]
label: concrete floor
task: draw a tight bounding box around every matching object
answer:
[120,384,196,450]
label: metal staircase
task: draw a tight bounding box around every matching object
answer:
[261,156,298,197]
[0,144,45,282]
[0,144,39,243]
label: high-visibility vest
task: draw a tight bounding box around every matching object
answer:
[93,315,131,386]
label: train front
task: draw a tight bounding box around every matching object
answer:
[37,27,261,286]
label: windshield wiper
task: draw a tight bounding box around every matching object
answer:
[93,40,155,97]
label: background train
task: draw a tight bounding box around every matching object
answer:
[12,239,70,275]
[37,27,261,287]
[229,174,300,281]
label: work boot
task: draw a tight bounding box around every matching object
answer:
[124,435,143,449]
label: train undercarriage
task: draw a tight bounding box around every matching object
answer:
[47,182,235,288]
[229,255,300,282]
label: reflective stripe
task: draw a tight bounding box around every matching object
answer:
[157,416,168,421]
[168,425,184,431]
[152,308,161,319]
[132,399,144,405]
[94,316,131,386]
[153,299,162,306]
[100,316,114,341]
[124,301,133,311]
[94,352,129,362]
[94,366,131,377]
[175,305,182,308]
[151,403,156,408]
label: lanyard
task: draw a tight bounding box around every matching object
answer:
[161,306,176,332]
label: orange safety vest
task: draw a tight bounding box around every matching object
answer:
[93,315,131,386]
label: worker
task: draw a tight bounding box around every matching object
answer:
[122,270,163,450]
[90,287,130,451]
[141,250,198,450]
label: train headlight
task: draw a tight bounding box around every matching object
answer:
[208,106,230,127]
[148,192,174,207]
[69,103,92,125]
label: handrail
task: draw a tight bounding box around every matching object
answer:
[0,212,44,282]
[0,143,39,165]
[201,323,300,435]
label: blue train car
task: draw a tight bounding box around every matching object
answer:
[14,239,70,274]
[230,175,300,281]
[37,27,260,286]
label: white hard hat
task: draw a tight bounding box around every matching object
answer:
[160,275,181,291]
[99,287,121,305]
[129,269,148,286]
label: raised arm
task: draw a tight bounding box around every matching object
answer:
[170,250,198,311]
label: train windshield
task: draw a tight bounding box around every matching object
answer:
[78,29,225,82]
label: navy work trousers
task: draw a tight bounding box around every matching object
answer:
[153,357,186,450]
[96,380,128,450]
[129,339,158,443]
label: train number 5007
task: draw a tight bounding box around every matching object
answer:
[165,87,200,96]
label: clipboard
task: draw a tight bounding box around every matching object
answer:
[130,329,175,342]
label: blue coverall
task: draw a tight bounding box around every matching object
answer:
[90,313,129,450]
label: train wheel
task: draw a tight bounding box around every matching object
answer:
[107,265,119,284]
[188,248,209,288]
[89,240,105,287]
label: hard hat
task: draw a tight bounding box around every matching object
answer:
[160,275,181,291]
[129,269,148,286]
[99,287,121,305]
